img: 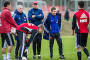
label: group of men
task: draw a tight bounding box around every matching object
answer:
[0,1,90,60]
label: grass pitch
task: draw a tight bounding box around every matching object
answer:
[0,35,90,60]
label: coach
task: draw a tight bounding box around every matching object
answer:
[28,1,44,59]
[13,5,27,59]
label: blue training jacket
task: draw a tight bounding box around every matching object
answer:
[43,13,62,40]
[13,10,27,25]
[13,10,27,40]
[28,8,44,26]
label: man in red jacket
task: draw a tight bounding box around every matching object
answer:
[0,1,17,60]
[72,1,90,60]
[16,23,44,60]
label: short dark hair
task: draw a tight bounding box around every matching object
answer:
[4,1,10,7]
[51,7,56,11]
[78,1,84,8]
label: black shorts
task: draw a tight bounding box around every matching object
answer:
[75,33,88,48]
[1,33,14,48]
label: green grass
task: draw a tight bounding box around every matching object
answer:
[0,35,90,60]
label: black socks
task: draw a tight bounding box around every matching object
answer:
[77,51,81,60]
[83,48,89,57]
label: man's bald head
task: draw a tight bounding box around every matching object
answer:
[17,5,23,13]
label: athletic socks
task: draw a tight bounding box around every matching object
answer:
[77,51,81,60]
[77,48,89,60]
[83,48,89,57]
[2,54,7,60]
[3,53,11,60]
[7,53,11,59]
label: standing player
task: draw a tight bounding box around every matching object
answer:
[44,7,65,59]
[13,5,27,60]
[16,23,44,60]
[28,1,44,59]
[72,1,90,60]
[0,1,17,60]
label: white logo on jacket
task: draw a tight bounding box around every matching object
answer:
[80,13,87,23]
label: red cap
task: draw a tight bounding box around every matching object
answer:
[32,1,38,5]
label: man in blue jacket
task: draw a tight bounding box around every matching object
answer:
[44,7,65,59]
[28,1,44,59]
[13,5,27,60]
[13,5,27,25]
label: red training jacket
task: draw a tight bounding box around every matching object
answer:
[0,7,18,33]
[16,23,38,34]
[72,9,89,33]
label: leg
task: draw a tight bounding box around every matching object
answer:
[55,33,65,59]
[55,33,63,55]
[23,43,28,58]
[1,33,7,60]
[49,34,54,59]
[37,33,42,59]
[15,39,20,59]
[37,33,42,55]
[5,33,14,59]
[83,47,89,57]
[77,48,82,60]
[82,33,89,57]
[19,32,26,59]
[32,37,37,59]
[76,33,82,60]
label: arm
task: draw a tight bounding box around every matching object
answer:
[24,14,28,23]
[35,10,44,20]
[13,13,17,23]
[43,15,50,33]
[5,11,18,28]
[88,14,89,24]
[57,13,62,31]
[28,10,33,23]
[72,14,76,35]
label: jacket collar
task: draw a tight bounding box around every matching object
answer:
[3,7,9,10]
[15,10,23,15]
[79,9,84,11]
[33,8,38,10]
[49,13,56,17]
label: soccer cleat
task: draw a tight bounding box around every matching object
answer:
[38,55,41,59]
[88,56,90,60]
[7,58,12,60]
[50,55,53,59]
[22,57,27,60]
[33,55,36,59]
[15,58,19,60]
[60,55,65,59]
[50,57,53,60]
[15,57,19,60]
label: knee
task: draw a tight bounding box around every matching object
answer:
[57,38,62,43]
[77,48,81,52]
[82,47,86,50]
[2,48,6,54]
[50,44,53,48]
[58,40,62,45]
[82,46,86,49]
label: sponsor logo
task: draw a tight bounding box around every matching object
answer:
[80,13,88,23]
[80,19,87,23]
[80,13,87,18]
